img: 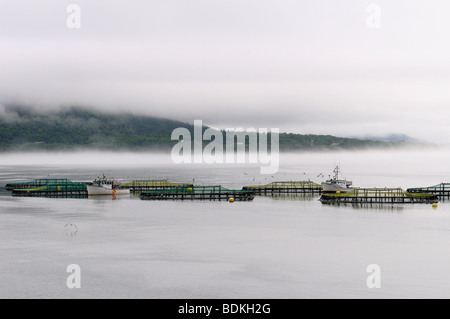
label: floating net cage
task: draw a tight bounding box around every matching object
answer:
[120,180,192,188]
[323,188,436,198]
[320,188,439,204]
[11,180,88,198]
[6,179,87,191]
[407,183,450,194]
[15,184,88,192]
[243,181,322,189]
[140,186,255,201]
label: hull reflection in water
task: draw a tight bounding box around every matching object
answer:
[87,185,130,196]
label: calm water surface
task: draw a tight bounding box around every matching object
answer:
[1,150,450,299]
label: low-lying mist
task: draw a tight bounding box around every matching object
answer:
[0,149,449,189]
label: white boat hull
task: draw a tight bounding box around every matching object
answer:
[321,183,353,194]
[87,185,130,196]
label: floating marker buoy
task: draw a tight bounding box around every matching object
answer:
[336,191,341,194]
[187,188,193,192]
[229,197,235,203]
[433,203,438,208]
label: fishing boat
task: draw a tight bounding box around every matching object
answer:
[87,175,130,196]
[321,166,353,194]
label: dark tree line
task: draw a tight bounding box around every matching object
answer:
[0,107,402,151]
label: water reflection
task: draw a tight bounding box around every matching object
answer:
[2,151,450,298]
[321,202,406,212]
[264,194,320,201]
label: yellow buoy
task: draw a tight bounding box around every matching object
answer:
[229,197,235,203]
[187,188,193,192]
[336,191,341,194]
[433,203,438,208]
[57,186,61,191]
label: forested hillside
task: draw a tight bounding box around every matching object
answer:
[0,106,406,151]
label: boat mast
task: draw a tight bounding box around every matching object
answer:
[333,166,340,181]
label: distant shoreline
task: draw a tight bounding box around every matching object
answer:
[0,106,430,152]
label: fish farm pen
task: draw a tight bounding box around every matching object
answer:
[11,182,88,198]
[407,183,450,198]
[242,181,323,195]
[140,186,255,201]
[5,178,88,191]
[320,188,439,205]
[120,180,193,192]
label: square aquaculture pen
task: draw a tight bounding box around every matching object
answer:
[140,186,255,201]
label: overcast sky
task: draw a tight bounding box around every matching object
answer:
[1,0,450,142]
